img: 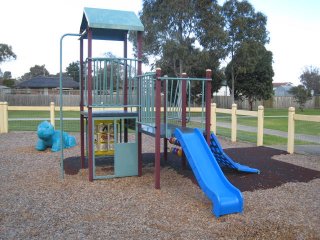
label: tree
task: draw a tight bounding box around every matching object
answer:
[2,71,15,88]
[3,79,15,88]
[20,64,49,80]
[225,40,274,110]
[288,85,312,111]
[66,61,80,82]
[135,0,224,76]
[299,66,320,95]
[221,0,269,103]
[0,44,16,80]
[139,0,197,75]
[0,44,17,63]
[3,71,12,79]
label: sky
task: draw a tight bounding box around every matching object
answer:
[1,0,319,85]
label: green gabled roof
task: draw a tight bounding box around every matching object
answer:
[80,7,144,41]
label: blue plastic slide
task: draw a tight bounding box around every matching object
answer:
[174,128,243,217]
[209,132,260,174]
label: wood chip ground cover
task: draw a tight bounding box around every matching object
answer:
[0,132,319,239]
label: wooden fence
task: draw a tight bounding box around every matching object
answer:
[1,93,319,109]
[213,96,318,109]
[2,102,319,154]
[287,107,320,154]
[0,101,265,147]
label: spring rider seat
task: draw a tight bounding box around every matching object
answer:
[35,121,76,152]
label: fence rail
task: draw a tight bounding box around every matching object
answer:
[210,103,264,146]
[287,107,320,154]
[1,102,319,155]
[1,93,319,109]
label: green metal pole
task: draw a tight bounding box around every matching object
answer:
[59,33,81,179]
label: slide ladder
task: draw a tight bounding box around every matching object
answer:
[174,128,243,217]
[209,133,260,174]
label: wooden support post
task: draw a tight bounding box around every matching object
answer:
[3,102,8,133]
[231,103,237,142]
[287,107,295,154]
[211,103,217,134]
[0,102,8,133]
[0,102,4,133]
[50,102,55,127]
[257,105,264,146]
[155,68,162,189]
[205,69,212,144]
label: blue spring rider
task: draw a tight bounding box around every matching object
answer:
[35,121,76,152]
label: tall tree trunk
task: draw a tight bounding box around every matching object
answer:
[179,59,183,76]
[231,46,235,105]
[249,97,253,111]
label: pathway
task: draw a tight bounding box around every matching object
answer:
[215,122,320,155]
[216,122,320,144]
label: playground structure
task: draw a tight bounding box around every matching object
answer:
[59,7,259,217]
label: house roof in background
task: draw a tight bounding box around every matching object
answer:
[16,76,79,89]
[272,82,292,88]
[80,7,144,41]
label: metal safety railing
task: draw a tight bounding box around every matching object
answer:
[138,72,156,126]
[137,71,209,138]
[83,58,140,108]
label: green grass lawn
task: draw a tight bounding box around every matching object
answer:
[8,108,320,145]
[216,127,312,146]
[213,108,320,136]
[8,111,80,132]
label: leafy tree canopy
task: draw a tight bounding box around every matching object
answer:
[66,61,80,82]
[133,0,270,100]
[225,40,274,110]
[20,65,49,81]
[221,0,269,102]
[0,44,17,63]
[134,0,224,77]
[3,79,15,88]
[288,85,312,111]
[299,66,320,95]
[221,0,269,54]
[3,71,12,80]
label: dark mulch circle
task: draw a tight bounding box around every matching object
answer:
[160,146,320,192]
[63,146,320,192]
[223,147,320,191]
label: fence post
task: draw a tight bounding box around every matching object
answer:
[0,102,3,133]
[231,103,237,142]
[50,102,55,127]
[211,103,216,134]
[0,102,9,133]
[257,105,264,146]
[3,102,8,133]
[287,107,295,154]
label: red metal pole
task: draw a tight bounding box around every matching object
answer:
[181,73,187,169]
[80,38,85,169]
[124,33,128,142]
[181,73,187,127]
[163,79,167,162]
[155,68,162,189]
[205,69,212,145]
[137,31,143,177]
[124,33,128,107]
[87,28,93,181]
